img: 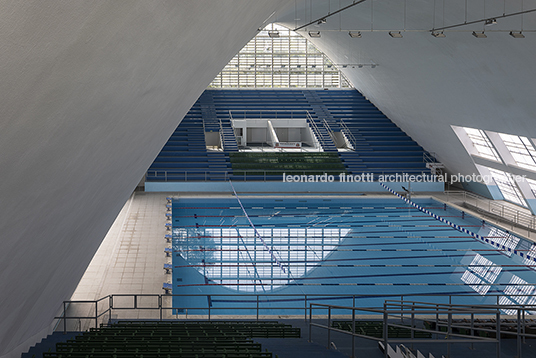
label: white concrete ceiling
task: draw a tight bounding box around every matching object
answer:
[277,0,536,189]
[0,1,287,356]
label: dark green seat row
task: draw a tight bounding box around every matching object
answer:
[44,321,300,358]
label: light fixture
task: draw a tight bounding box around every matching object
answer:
[348,31,362,38]
[472,31,487,38]
[308,31,321,38]
[389,31,403,38]
[510,31,525,38]
[485,18,497,26]
[268,30,280,38]
[431,31,446,38]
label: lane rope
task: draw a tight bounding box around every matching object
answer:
[379,183,534,262]
[229,180,286,273]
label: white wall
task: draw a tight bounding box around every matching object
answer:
[0,1,286,356]
[301,127,317,148]
[205,132,221,148]
[248,128,268,143]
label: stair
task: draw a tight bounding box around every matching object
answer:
[21,332,81,358]
[303,90,338,152]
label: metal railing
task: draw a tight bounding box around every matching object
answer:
[339,119,357,150]
[146,169,350,182]
[57,293,536,326]
[56,293,536,357]
[444,190,536,234]
[305,111,330,150]
[322,118,335,139]
[56,293,363,333]
[309,299,536,358]
[217,118,231,151]
[423,151,438,164]
[229,109,309,120]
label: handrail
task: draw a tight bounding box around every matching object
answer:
[321,118,337,145]
[146,169,351,182]
[218,118,226,151]
[444,190,536,232]
[56,292,536,358]
[338,119,357,150]
[423,151,438,164]
[56,292,536,327]
[305,111,328,149]
[229,109,309,120]
[308,299,536,358]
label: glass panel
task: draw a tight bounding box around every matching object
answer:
[488,168,526,206]
[499,133,536,171]
[208,23,352,89]
[526,178,536,197]
[463,127,502,162]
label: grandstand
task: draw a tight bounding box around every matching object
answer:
[146,89,429,183]
[3,2,536,358]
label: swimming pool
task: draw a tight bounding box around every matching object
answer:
[170,196,536,315]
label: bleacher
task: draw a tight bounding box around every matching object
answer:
[42,321,299,358]
[146,89,429,182]
[312,90,427,175]
[147,106,232,181]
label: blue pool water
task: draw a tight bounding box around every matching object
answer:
[171,196,536,315]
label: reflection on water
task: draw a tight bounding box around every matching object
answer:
[461,254,502,296]
[173,226,350,292]
[499,275,535,315]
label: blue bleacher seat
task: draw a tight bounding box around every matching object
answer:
[147,89,429,181]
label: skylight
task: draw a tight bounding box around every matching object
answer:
[487,168,526,207]
[499,133,536,172]
[463,127,502,162]
[526,178,536,197]
[209,24,352,89]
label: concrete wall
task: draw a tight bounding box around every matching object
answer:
[0,1,286,356]
[248,128,268,143]
[205,132,221,148]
